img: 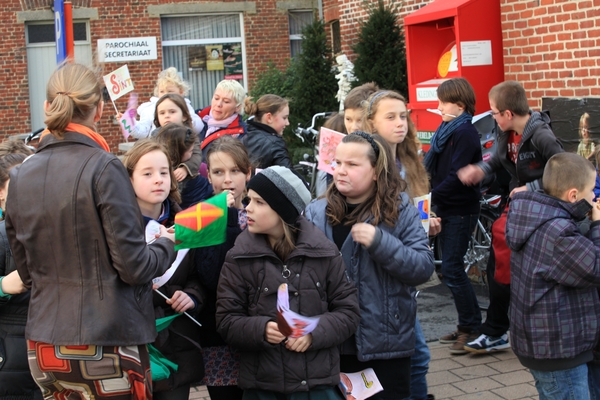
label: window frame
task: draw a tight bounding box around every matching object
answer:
[160,12,248,91]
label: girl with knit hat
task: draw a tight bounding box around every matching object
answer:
[304,132,434,399]
[216,166,360,399]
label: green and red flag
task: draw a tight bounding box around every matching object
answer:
[174,191,228,250]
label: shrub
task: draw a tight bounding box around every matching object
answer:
[250,19,338,164]
[353,0,409,97]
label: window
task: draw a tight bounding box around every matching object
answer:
[330,20,341,55]
[161,14,246,110]
[26,22,92,130]
[27,22,87,44]
[288,11,313,57]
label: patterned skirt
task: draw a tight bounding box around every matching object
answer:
[201,345,240,387]
[27,340,152,399]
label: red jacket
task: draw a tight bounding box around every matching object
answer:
[197,107,246,157]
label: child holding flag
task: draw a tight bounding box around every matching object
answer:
[216,166,360,398]
[123,139,204,400]
[194,136,252,400]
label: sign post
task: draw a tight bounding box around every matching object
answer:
[64,1,74,61]
[54,0,66,64]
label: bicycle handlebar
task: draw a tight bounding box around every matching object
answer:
[25,128,44,145]
[294,112,333,143]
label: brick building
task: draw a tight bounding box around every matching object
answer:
[1,0,314,150]
[325,0,600,109]
[1,0,599,151]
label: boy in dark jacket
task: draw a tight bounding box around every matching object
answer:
[506,152,600,398]
[457,81,563,354]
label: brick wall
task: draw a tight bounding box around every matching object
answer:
[0,3,30,139]
[327,0,600,109]
[500,0,600,109]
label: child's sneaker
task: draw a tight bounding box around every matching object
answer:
[464,333,510,353]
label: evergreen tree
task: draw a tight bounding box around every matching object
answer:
[290,19,338,125]
[353,0,408,97]
[250,20,337,163]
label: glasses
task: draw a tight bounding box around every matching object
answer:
[490,110,505,117]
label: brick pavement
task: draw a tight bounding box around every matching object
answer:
[189,340,538,400]
[427,340,537,400]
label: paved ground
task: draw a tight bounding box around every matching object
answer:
[189,280,537,399]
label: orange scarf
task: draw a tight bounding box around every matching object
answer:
[41,123,110,152]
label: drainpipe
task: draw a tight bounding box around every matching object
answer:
[317,0,323,21]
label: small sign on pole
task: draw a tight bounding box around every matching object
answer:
[102,65,134,113]
[54,0,66,64]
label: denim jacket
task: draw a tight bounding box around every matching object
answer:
[304,193,434,361]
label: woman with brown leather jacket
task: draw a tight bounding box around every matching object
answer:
[5,63,176,399]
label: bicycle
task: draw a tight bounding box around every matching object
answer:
[292,112,332,198]
[431,192,503,310]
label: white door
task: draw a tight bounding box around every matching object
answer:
[26,22,92,131]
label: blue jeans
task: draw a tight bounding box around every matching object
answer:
[588,362,600,400]
[410,317,430,400]
[439,214,482,331]
[531,363,595,399]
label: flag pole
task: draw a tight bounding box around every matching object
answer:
[154,289,202,327]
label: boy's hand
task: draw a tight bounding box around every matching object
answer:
[592,200,600,222]
[510,185,527,198]
[174,166,188,182]
[458,164,485,186]
[265,321,286,344]
[429,217,442,236]
[286,333,312,352]
[167,290,194,313]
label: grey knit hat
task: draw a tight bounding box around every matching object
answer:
[247,166,311,224]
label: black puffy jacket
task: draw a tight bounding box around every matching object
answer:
[242,120,293,170]
[216,217,360,393]
[0,221,42,399]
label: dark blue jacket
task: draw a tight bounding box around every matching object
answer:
[430,122,482,217]
[305,194,434,361]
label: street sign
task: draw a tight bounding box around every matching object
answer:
[54,0,66,64]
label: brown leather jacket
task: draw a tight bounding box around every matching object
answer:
[216,217,360,393]
[5,132,176,346]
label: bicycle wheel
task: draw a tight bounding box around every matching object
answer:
[465,211,497,310]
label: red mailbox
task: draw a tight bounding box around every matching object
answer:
[404,0,504,150]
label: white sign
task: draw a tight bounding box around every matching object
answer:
[98,37,157,63]
[416,87,438,102]
[102,65,134,102]
[460,40,493,67]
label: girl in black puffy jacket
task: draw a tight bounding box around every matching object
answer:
[242,95,293,170]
